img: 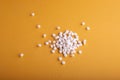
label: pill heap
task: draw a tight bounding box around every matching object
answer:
[44,29,88,65]
[46,30,82,56]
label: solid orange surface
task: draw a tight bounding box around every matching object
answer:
[0,0,120,80]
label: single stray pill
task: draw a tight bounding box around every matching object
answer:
[58,57,62,61]
[48,40,51,43]
[86,26,90,30]
[56,26,61,30]
[36,24,41,29]
[82,39,87,45]
[31,12,35,16]
[78,50,82,54]
[51,50,55,53]
[45,42,49,45]
[71,54,75,57]
[52,34,56,37]
[61,61,66,65]
[19,53,24,58]
[42,34,47,38]
[50,45,54,48]
[37,44,42,47]
[81,21,85,26]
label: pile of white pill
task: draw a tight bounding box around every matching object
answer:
[44,30,86,65]
[18,12,91,65]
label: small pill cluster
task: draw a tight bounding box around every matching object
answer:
[19,12,90,65]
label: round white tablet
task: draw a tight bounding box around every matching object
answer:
[61,61,66,65]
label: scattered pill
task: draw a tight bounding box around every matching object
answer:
[53,47,57,50]
[37,44,42,47]
[45,42,49,45]
[19,53,24,58]
[61,61,66,65]
[36,24,41,29]
[82,39,87,45]
[71,54,75,57]
[86,26,90,31]
[42,34,47,38]
[81,21,85,26]
[48,40,51,43]
[51,50,55,53]
[31,12,35,16]
[78,50,82,54]
[52,34,56,37]
[58,57,62,61]
[50,45,54,48]
[56,26,61,30]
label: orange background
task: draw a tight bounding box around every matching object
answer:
[0,0,120,80]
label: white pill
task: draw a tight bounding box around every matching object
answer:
[82,39,87,45]
[78,50,82,54]
[19,53,24,58]
[51,50,55,53]
[52,34,56,37]
[55,36,59,39]
[78,43,82,47]
[63,54,67,57]
[31,12,35,16]
[65,30,69,33]
[59,50,62,54]
[59,32,63,35]
[42,34,47,38]
[56,26,61,30]
[53,41,56,44]
[81,21,85,26]
[45,42,49,45]
[53,47,57,50]
[50,45,54,48]
[36,24,41,29]
[61,61,66,65]
[86,26,90,30]
[71,54,75,57]
[37,44,42,47]
[58,57,62,61]
[48,40,51,43]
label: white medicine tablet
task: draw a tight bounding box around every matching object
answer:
[86,26,90,30]
[50,45,54,48]
[36,24,41,29]
[71,54,75,57]
[61,61,66,65]
[53,47,57,50]
[63,54,67,57]
[52,34,56,37]
[78,50,82,54]
[19,53,24,58]
[82,39,87,45]
[56,26,61,30]
[51,50,55,53]
[42,34,47,38]
[37,44,42,47]
[48,40,51,43]
[58,57,62,61]
[31,12,35,16]
[81,21,85,26]
[45,42,49,45]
